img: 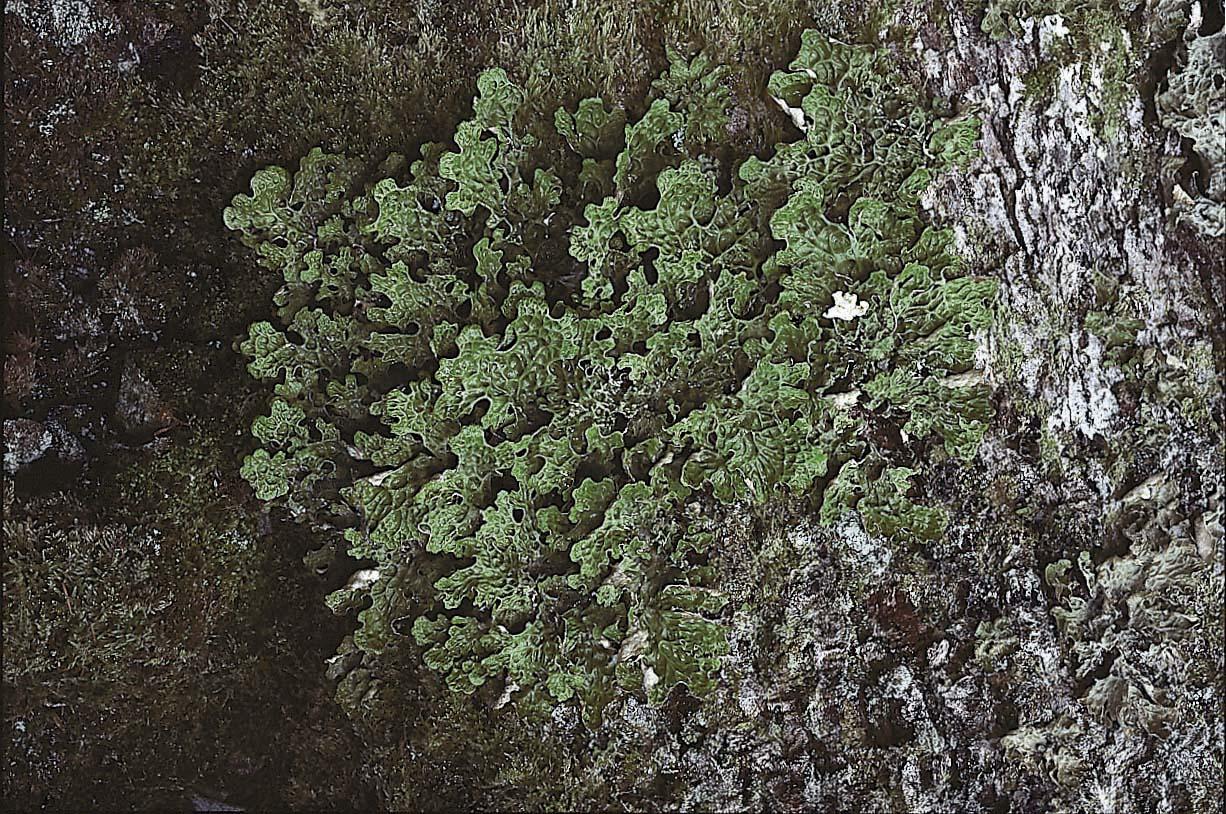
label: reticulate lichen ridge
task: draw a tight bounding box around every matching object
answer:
[227,32,995,722]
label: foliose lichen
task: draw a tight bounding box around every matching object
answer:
[1158,21,1225,238]
[227,32,995,723]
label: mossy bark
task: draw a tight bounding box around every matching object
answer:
[3,0,1221,811]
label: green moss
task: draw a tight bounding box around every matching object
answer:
[3,519,181,690]
[1022,62,1061,105]
[2,413,337,807]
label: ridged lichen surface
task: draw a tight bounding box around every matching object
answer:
[228,33,994,722]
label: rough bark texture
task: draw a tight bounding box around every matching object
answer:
[3,0,1222,811]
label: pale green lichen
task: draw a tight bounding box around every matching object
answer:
[228,33,996,722]
[1158,25,1226,237]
